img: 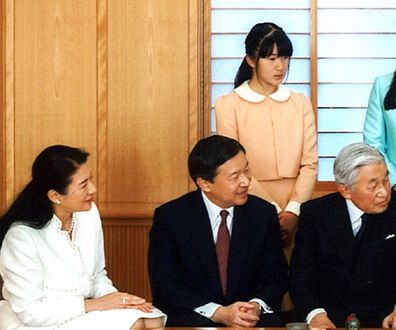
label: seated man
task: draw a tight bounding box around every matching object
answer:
[148,135,288,327]
[290,142,396,329]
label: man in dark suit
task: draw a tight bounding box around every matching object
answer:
[148,135,288,327]
[290,142,396,329]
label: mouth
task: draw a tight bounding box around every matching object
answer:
[378,200,389,207]
[238,190,248,197]
[374,199,390,210]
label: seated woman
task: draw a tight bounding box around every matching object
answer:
[0,145,165,329]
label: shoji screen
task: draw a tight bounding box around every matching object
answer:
[210,0,396,182]
[211,0,311,132]
[316,0,396,180]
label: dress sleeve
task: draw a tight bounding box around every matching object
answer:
[90,222,117,298]
[85,203,117,298]
[0,227,85,326]
[215,94,239,140]
[364,76,396,186]
[287,95,318,209]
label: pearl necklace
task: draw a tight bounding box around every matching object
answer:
[67,217,76,235]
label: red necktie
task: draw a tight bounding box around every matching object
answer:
[216,210,230,295]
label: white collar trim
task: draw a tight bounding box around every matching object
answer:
[234,80,290,103]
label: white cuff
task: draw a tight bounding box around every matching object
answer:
[250,298,273,314]
[194,302,222,319]
[271,201,283,214]
[306,308,327,324]
[285,200,301,216]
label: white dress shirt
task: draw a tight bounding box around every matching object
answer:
[194,191,273,319]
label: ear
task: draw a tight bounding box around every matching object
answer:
[196,177,212,192]
[337,183,352,200]
[245,55,256,69]
[47,189,61,204]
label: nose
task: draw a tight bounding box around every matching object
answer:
[377,182,390,198]
[240,172,251,187]
[88,180,97,195]
[275,58,285,70]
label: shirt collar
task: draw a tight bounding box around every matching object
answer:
[48,213,77,237]
[49,213,64,233]
[345,199,364,235]
[201,191,234,227]
[234,80,291,103]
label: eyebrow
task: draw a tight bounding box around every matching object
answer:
[228,171,239,177]
[367,177,382,186]
[228,161,249,177]
[368,172,389,183]
[78,178,89,186]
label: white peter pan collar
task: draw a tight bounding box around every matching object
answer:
[234,80,290,103]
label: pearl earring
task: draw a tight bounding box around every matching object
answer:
[55,200,61,205]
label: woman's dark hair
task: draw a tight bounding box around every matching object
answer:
[188,135,245,184]
[0,145,89,247]
[384,70,396,110]
[234,22,293,88]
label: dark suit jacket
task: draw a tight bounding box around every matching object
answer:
[289,191,396,327]
[148,190,288,326]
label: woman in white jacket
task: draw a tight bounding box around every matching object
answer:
[0,145,165,329]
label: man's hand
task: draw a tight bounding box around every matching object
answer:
[212,301,260,327]
[309,312,336,330]
[382,309,396,329]
[241,301,261,316]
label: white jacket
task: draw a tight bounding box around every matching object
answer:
[0,203,164,329]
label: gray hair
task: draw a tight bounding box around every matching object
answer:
[333,142,385,188]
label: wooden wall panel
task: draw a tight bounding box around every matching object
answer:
[4,0,15,207]
[6,0,98,200]
[99,0,197,216]
[0,0,5,212]
[102,219,152,299]
[3,0,204,211]
[2,0,205,298]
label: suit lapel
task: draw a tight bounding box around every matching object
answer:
[331,194,391,271]
[226,205,249,296]
[330,195,358,270]
[190,191,223,295]
[356,213,389,267]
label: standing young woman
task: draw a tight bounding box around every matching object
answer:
[364,70,396,187]
[215,22,318,247]
[0,145,165,329]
